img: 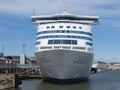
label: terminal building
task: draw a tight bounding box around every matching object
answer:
[92,60,109,72]
[0,56,40,75]
[108,62,120,71]
[92,60,120,71]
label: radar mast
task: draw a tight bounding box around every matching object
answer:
[63,0,68,12]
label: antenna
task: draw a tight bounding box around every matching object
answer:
[63,0,67,12]
[2,43,4,57]
[22,44,26,55]
[33,9,35,15]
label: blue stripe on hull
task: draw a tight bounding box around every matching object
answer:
[43,77,89,84]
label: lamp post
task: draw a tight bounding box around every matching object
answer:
[22,44,26,55]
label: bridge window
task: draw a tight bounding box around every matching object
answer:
[48,40,77,45]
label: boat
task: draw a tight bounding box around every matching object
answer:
[91,60,98,74]
[31,8,99,83]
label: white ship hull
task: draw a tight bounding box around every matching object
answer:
[35,49,93,83]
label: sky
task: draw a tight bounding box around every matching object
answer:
[0,0,120,62]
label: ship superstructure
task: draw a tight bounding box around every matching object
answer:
[31,11,99,83]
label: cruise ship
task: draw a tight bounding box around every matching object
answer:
[31,10,99,83]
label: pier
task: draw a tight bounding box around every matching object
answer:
[0,56,42,80]
[0,74,22,89]
[0,56,42,89]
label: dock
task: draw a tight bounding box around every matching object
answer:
[19,74,42,80]
[0,74,22,89]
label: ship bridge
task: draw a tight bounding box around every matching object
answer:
[31,12,99,25]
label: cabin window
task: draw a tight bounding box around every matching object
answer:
[51,26,55,28]
[73,26,76,29]
[79,27,82,29]
[46,26,50,29]
[59,26,63,28]
[66,26,70,28]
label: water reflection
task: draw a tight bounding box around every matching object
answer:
[9,87,22,90]
[9,71,120,90]
[38,80,91,90]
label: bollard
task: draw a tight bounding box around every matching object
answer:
[14,74,22,87]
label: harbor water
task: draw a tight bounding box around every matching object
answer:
[9,71,120,90]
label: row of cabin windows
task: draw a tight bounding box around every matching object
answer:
[48,40,77,45]
[86,42,93,46]
[37,30,92,36]
[36,46,86,50]
[46,26,82,29]
[36,35,92,41]
[35,46,88,51]
[35,40,92,46]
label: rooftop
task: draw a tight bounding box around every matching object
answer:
[31,11,99,25]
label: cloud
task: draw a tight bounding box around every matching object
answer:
[0,19,9,32]
[0,0,120,17]
[0,0,62,16]
[0,0,120,31]
[68,0,120,17]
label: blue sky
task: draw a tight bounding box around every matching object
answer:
[0,0,120,62]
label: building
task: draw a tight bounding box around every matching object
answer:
[0,58,18,73]
[108,62,120,71]
[0,53,4,57]
[92,60,109,71]
[0,56,40,74]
